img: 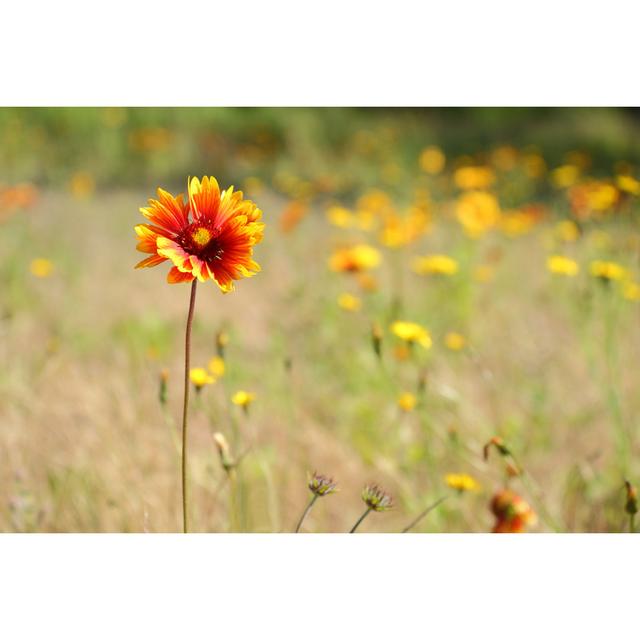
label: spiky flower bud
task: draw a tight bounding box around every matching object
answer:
[624,480,638,516]
[158,368,169,406]
[371,322,383,360]
[213,432,234,471]
[308,472,338,497]
[483,436,510,461]
[216,330,229,359]
[361,484,393,512]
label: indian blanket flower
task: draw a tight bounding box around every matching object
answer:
[413,254,459,276]
[135,176,264,534]
[135,176,264,292]
[391,321,432,349]
[490,489,537,533]
[547,255,579,277]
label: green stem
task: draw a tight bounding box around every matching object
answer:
[349,507,372,533]
[630,514,636,534]
[181,279,198,533]
[402,496,448,533]
[295,494,319,533]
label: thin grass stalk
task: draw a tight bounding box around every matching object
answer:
[295,494,319,533]
[349,507,372,533]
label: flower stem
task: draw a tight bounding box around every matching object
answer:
[349,507,372,533]
[181,279,198,533]
[401,496,448,533]
[295,494,319,533]
[630,514,636,534]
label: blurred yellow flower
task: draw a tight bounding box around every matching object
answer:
[232,390,255,407]
[569,180,619,217]
[547,255,579,277]
[616,174,640,196]
[391,321,432,349]
[499,208,542,237]
[30,258,54,278]
[326,206,355,228]
[337,292,362,312]
[397,392,417,412]
[356,272,378,292]
[208,356,225,378]
[379,206,431,248]
[357,189,393,215]
[622,281,640,301]
[329,244,381,273]
[551,164,580,188]
[69,171,95,200]
[445,332,466,351]
[413,254,458,276]
[590,260,627,281]
[190,368,215,389]
[473,264,495,283]
[491,146,518,172]
[554,220,580,243]
[419,146,446,175]
[445,473,480,492]
[522,152,546,179]
[456,191,501,237]
[454,166,495,190]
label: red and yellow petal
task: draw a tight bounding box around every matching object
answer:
[135,254,167,269]
[167,266,196,284]
[140,189,188,234]
[188,176,221,223]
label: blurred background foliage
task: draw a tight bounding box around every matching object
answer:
[2,107,639,195]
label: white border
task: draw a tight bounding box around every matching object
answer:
[1,534,637,638]
[1,1,639,105]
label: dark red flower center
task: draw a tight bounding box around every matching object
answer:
[176,222,224,261]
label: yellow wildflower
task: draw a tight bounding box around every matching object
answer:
[547,255,579,277]
[456,191,501,237]
[190,368,215,390]
[232,390,255,408]
[69,171,95,200]
[390,321,432,349]
[445,473,480,492]
[551,164,580,188]
[473,264,495,283]
[326,206,355,228]
[398,392,417,412]
[445,332,466,351]
[413,254,458,276]
[419,146,446,175]
[337,292,362,312]
[622,281,640,301]
[454,166,495,190]
[329,244,381,273]
[555,220,580,243]
[616,174,640,196]
[30,258,54,278]
[208,356,225,378]
[590,260,627,281]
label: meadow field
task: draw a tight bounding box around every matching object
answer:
[1,107,640,532]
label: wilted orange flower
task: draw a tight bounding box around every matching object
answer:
[490,489,537,533]
[135,176,264,292]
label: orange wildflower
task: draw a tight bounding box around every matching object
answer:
[135,176,264,292]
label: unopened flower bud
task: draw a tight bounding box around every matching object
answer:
[213,433,234,471]
[158,369,169,406]
[371,322,383,360]
[624,480,638,516]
